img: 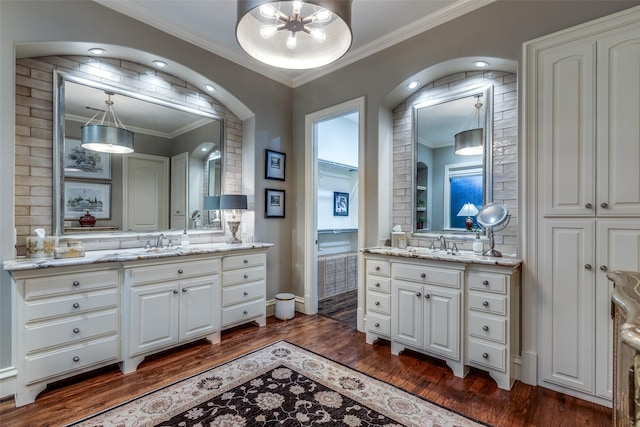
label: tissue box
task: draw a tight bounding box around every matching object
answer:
[54,242,85,259]
[25,236,59,259]
[392,232,406,248]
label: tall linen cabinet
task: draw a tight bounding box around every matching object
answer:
[525,7,640,406]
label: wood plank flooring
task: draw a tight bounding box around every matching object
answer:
[0,314,611,426]
[318,289,357,326]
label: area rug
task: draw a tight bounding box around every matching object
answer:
[69,341,486,426]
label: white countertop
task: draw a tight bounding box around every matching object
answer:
[3,242,274,272]
[361,246,522,267]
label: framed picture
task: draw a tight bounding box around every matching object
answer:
[333,191,349,216]
[265,188,285,218]
[265,149,285,181]
[64,138,111,180]
[64,180,111,220]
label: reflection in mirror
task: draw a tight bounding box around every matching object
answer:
[413,83,493,234]
[55,74,223,235]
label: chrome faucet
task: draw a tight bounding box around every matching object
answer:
[437,235,447,251]
[156,233,166,249]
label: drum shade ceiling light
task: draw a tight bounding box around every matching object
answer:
[236,0,352,69]
[454,94,484,156]
[81,91,134,154]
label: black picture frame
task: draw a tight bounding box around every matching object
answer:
[333,191,349,216]
[64,179,111,220]
[265,188,285,218]
[265,149,285,181]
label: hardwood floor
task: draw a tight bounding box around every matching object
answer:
[0,314,611,426]
[318,289,357,326]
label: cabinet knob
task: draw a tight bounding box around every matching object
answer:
[375,266,380,271]
[420,273,426,279]
[415,292,421,297]
[601,202,608,209]
[425,294,431,299]
[483,325,489,332]
[482,280,489,285]
[585,264,592,270]
[482,353,489,359]
[73,356,80,362]
[177,269,184,274]
[243,274,249,279]
[375,282,380,287]
[72,302,80,309]
[375,322,380,328]
[585,203,593,209]
[243,291,249,296]
[375,301,380,306]
[72,281,80,287]
[173,289,179,294]
[243,259,249,264]
[73,328,80,334]
[243,310,249,315]
[482,301,489,307]
[182,288,188,293]
[600,265,608,272]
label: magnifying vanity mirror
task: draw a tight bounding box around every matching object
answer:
[413,83,493,235]
[53,73,224,235]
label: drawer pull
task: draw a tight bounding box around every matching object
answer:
[585,264,592,270]
[374,301,380,306]
[173,289,179,294]
[425,294,431,299]
[600,265,608,272]
[243,291,249,296]
[73,328,80,334]
[482,280,489,285]
[375,282,380,287]
[72,303,80,309]
[415,292,421,297]
[601,202,608,209]
[483,325,489,332]
[182,288,188,293]
[243,310,249,315]
[375,322,380,328]
[73,356,80,362]
[178,269,184,274]
[482,353,489,359]
[420,273,426,279]
[585,203,593,209]
[72,281,80,287]
[482,301,489,307]
[244,274,249,279]
[244,259,249,264]
[375,266,380,271]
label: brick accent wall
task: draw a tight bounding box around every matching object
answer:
[392,71,518,255]
[14,56,242,254]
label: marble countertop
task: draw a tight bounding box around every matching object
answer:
[3,242,274,272]
[361,246,522,267]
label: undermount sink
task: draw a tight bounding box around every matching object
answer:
[144,246,182,253]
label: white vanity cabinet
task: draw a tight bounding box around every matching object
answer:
[11,266,120,407]
[221,252,267,329]
[121,257,221,373]
[364,257,391,343]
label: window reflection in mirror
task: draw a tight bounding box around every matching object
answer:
[413,83,493,234]
[55,74,223,234]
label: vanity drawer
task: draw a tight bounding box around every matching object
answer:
[367,276,391,293]
[24,335,119,384]
[366,313,391,337]
[25,309,119,353]
[223,253,266,270]
[393,263,461,288]
[468,292,507,316]
[467,271,507,294]
[366,292,391,315]
[366,259,390,277]
[467,338,506,372]
[222,299,265,327]
[130,259,219,284]
[468,313,507,344]
[222,281,265,306]
[222,266,265,287]
[25,289,118,322]
[24,270,118,299]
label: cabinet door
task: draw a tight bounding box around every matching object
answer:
[170,152,188,230]
[597,27,640,216]
[392,281,423,349]
[129,282,179,356]
[423,286,460,361]
[539,219,596,394]
[179,276,220,341]
[595,221,640,400]
[538,41,596,216]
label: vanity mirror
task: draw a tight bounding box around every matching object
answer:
[413,83,493,234]
[53,72,224,235]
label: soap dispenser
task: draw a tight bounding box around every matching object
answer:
[181,229,190,248]
[473,233,483,254]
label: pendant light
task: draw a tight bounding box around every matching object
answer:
[81,91,134,154]
[454,95,484,156]
[236,0,352,69]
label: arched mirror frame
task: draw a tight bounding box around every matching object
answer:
[411,82,493,236]
[52,70,225,236]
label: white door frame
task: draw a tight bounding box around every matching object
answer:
[303,97,365,327]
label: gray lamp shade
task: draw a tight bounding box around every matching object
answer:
[81,124,134,154]
[203,195,220,210]
[454,128,483,156]
[219,194,248,210]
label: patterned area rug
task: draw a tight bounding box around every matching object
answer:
[69,341,486,426]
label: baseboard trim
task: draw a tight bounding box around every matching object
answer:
[0,366,16,401]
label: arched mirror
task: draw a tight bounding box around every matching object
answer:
[413,82,493,234]
[53,72,223,235]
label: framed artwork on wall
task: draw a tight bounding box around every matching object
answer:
[64,138,111,180]
[265,188,285,218]
[265,149,285,181]
[64,180,111,220]
[333,191,349,216]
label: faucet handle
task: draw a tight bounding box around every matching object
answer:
[429,240,436,251]
[144,240,152,249]
[167,239,173,248]
[451,242,459,255]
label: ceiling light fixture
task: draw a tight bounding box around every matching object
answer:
[81,91,134,154]
[472,60,489,69]
[152,60,168,69]
[88,48,106,55]
[407,80,420,90]
[204,84,216,92]
[236,0,352,69]
[454,94,484,156]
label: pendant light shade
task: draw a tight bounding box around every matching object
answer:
[81,92,134,154]
[236,0,352,69]
[454,94,484,156]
